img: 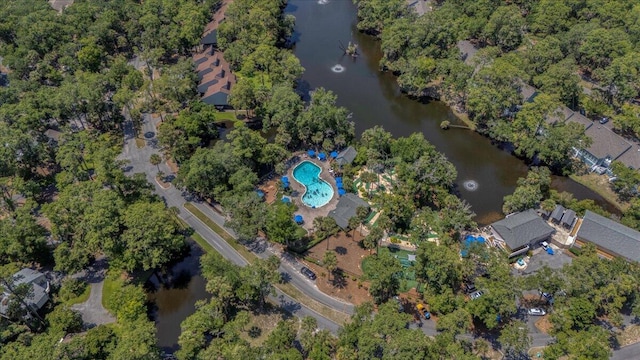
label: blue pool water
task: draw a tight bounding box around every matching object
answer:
[292,161,334,208]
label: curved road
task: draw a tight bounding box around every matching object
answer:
[120,114,640,359]
[118,114,352,334]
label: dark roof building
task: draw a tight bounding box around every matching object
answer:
[0,269,50,319]
[490,209,555,256]
[574,210,640,262]
[616,143,640,170]
[335,146,357,167]
[560,209,576,229]
[550,204,565,223]
[328,193,370,229]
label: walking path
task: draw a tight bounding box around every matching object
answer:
[71,257,115,327]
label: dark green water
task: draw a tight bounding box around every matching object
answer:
[287,0,618,224]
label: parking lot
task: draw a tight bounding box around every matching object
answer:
[516,246,574,275]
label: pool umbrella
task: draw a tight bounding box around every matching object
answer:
[281,196,291,203]
[255,190,265,198]
[318,153,327,161]
[307,150,316,157]
[294,215,304,224]
[335,177,342,183]
[281,176,289,183]
[330,151,338,159]
[338,188,346,196]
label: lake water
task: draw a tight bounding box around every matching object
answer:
[286,0,618,224]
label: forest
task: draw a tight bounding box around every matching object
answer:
[2,0,640,359]
[354,0,640,222]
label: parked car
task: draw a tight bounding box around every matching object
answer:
[300,267,316,280]
[470,290,484,300]
[541,241,549,250]
[528,308,547,316]
[599,117,609,124]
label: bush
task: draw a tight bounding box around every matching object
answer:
[569,247,582,256]
[58,278,88,302]
[390,237,401,244]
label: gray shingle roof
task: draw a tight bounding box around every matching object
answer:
[491,209,555,250]
[576,210,640,262]
[616,143,640,170]
[584,125,632,160]
[328,193,369,229]
[336,146,357,166]
[561,209,576,228]
[550,204,565,223]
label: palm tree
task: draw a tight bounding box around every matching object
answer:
[323,251,338,282]
[348,216,360,239]
[150,153,162,171]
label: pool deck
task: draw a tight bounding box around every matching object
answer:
[287,158,340,231]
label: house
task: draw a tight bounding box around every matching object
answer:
[573,210,640,262]
[489,209,555,258]
[550,204,565,224]
[193,1,236,108]
[0,269,50,319]
[328,193,370,229]
[560,209,576,230]
[335,146,357,167]
[574,125,633,173]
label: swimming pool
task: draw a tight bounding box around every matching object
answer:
[292,161,334,208]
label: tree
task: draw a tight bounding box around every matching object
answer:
[265,202,301,247]
[482,6,524,52]
[149,153,162,172]
[121,201,185,271]
[364,251,402,304]
[503,167,551,214]
[323,251,338,282]
[348,216,360,238]
[498,320,530,358]
[229,78,258,117]
[435,308,472,336]
[415,242,462,294]
[610,161,640,201]
[354,0,408,36]
[363,226,383,254]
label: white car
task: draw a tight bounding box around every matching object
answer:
[528,308,546,316]
[541,241,549,250]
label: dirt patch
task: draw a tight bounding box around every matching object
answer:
[535,317,553,334]
[135,138,146,148]
[616,324,640,347]
[306,230,369,277]
[239,308,284,347]
[309,262,372,306]
[257,177,280,204]
[166,157,179,173]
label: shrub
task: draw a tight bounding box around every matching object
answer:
[58,278,88,302]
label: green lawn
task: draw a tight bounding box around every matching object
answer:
[63,284,91,306]
[215,111,241,122]
[182,202,350,324]
[101,275,123,312]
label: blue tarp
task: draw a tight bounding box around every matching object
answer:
[461,235,486,257]
[307,150,316,157]
[318,153,327,161]
[294,215,303,224]
[338,188,346,196]
[330,151,338,158]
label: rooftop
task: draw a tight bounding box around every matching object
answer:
[491,209,555,250]
[616,142,640,170]
[576,210,640,262]
[335,146,357,166]
[328,193,370,229]
[583,125,632,160]
[550,204,565,222]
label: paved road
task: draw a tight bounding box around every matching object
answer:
[611,342,640,360]
[71,257,115,327]
[118,114,348,333]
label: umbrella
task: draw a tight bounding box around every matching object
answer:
[281,196,291,203]
[307,150,316,157]
[335,177,342,183]
[330,151,338,158]
[282,176,289,183]
[318,153,327,161]
[338,188,346,196]
[294,215,303,224]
